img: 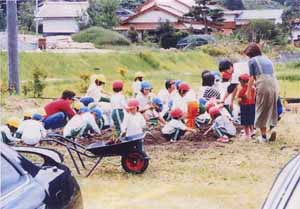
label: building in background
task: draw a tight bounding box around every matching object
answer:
[35,1,88,36]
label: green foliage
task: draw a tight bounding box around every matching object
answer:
[79,72,91,93]
[153,21,188,48]
[185,0,225,33]
[128,26,139,43]
[87,0,120,29]
[72,27,130,47]
[200,45,228,56]
[18,1,35,32]
[138,52,160,68]
[235,20,288,45]
[24,68,48,98]
[282,3,300,43]
[0,8,6,31]
[221,0,244,10]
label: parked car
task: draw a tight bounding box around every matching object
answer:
[0,143,83,209]
[261,154,300,209]
[176,35,216,49]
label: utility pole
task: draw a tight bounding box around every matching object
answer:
[35,0,38,34]
[6,0,19,94]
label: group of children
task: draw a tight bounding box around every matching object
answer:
[1,59,259,146]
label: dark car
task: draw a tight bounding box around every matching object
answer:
[176,35,216,49]
[261,154,300,209]
[0,143,83,209]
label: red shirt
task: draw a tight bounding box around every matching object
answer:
[44,99,75,118]
[238,85,255,105]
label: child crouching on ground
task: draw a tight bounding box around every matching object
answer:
[0,117,21,145]
[144,97,166,127]
[16,113,47,146]
[162,108,196,142]
[237,73,255,139]
[120,99,146,141]
[63,107,101,139]
[111,80,126,136]
[204,107,236,143]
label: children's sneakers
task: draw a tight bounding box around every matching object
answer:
[258,136,268,143]
[217,136,230,143]
[170,139,176,143]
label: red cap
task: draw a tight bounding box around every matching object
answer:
[170,108,184,119]
[222,71,232,80]
[239,73,250,82]
[112,80,123,89]
[127,98,139,109]
[205,101,216,113]
[178,82,190,91]
[209,106,221,118]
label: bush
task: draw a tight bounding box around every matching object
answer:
[72,27,130,47]
[23,68,48,97]
[200,45,228,56]
[138,52,160,68]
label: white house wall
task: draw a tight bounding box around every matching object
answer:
[43,18,79,34]
[129,10,178,23]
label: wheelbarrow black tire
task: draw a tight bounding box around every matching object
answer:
[121,151,149,174]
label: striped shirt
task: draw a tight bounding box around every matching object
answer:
[203,86,221,100]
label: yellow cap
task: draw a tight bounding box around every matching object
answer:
[95,74,107,83]
[23,109,34,118]
[73,101,84,110]
[6,117,21,128]
[135,71,144,78]
[90,74,98,83]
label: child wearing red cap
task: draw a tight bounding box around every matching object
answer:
[162,108,196,142]
[237,73,255,139]
[111,80,127,136]
[204,106,236,143]
[120,99,146,141]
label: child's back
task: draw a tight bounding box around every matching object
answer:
[213,115,236,136]
[17,119,46,145]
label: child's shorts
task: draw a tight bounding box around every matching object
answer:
[240,104,255,126]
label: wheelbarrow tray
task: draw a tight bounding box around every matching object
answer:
[86,138,143,157]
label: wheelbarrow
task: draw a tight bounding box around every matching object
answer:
[43,133,150,177]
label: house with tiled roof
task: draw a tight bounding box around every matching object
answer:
[115,0,284,37]
[35,1,89,36]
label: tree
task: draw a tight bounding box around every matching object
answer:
[0,8,6,31]
[87,0,120,29]
[18,1,35,32]
[127,26,139,43]
[222,0,244,10]
[236,19,288,45]
[282,0,300,44]
[185,0,224,34]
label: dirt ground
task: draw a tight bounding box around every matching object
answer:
[51,113,299,209]
[1,97,300,209]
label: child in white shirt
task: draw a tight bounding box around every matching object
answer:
[162,108,196,142]
[121,99,146,141]
[63,107,101,139]
[144,97,166,127]
[111,80,126,136]
[172,82,190,115]
[16,114,47,146]
[136,81,153,113]
[132,71,144,96]
[204,107,236,143]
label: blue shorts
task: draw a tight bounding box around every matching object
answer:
[240,104,255,126]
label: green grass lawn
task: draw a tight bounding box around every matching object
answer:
[1,50,299,98]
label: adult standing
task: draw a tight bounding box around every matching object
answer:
[244,43,278,142]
